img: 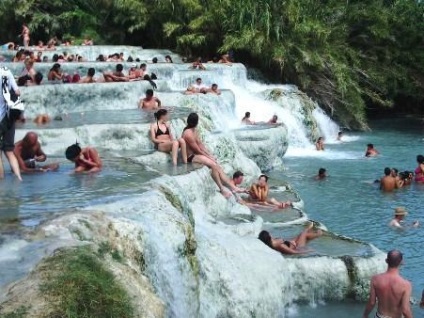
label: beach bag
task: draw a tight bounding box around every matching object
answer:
[1,66,25,121]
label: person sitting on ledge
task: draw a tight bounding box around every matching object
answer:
[316,137,325,151]
[65,143,102,173]
[47,63,63,82]
[182,112,242,198]
[248,174,292,209]
[103,64,128,82]
[365,143,379,157]
[79,68,96,84]
[258,223,322,255]
[241,112,255,125]
[186,78,208,94]
[139,89,161,110]
[150,109,187,165]
[208,83,221,95]
[14,132,59,173]
[165,55,173,63]
[315,168,327,180]
[191,57,206,70]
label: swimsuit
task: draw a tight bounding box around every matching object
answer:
[375,311,392,318]
[414,166,424,182]
[187,154,195,163]
[283,240,297,249]
[154,123,170,150]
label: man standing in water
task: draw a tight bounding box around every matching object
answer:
[362,250,412,318]
[182,112,241,198]
[380,167,396,192]
[14,132,59,173]
[138,89,161,110]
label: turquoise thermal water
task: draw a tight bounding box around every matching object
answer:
[274,117,424,317]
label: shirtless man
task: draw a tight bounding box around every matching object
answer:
[249,175,292,209]
[138,89,161,110]
[182,112,241,198]
[315,168,327,180]
[103,64,128,82]
[79,68,96,84]
[208,84,221,95]
[391,168,404,189]
[366,144,379,157]
[14,132,59,173]
[380,167,396,192]
[363,250,412,318]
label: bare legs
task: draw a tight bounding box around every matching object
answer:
[294,223,322,248]
[5,151,22,181]
[157,139,187,165]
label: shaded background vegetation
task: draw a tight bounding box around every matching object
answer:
[0,0,423,129]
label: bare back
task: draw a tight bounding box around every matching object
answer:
[381,176,396,192]
[372,272,411,318]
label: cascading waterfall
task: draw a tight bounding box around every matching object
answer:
[0,46,384,318]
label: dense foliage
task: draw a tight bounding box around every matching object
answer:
[1,0,423,128]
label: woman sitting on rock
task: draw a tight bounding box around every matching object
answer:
[248,174,292,209]
[258,223,322,255]
[150,109,187,165]
[65,143,102,173]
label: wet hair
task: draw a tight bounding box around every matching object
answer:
[212,83,218,89]
[386,250,403,268]
[42,56,48,62]
[317,137,323,142]
[116,64,123,72]
[140,63,147,69]
[258,231,272,248]
[392,168,398,174]
[65,143,82,161]
[51,63,61,71]
[212,56,219,63]
[338,131,343,136]
[384,167,391,176]
[318,168,326,175]
[367,144,374,149]
[154,109,168,121]
[196,77,202,82]
[97,54,105,62]
[52,54,59,62]
[152,57,158,63]
[165,55,173,63]
[417,155,424,164]
[135,58,140,62]
[7,43,14,50]
[244,112,250,118]
[184,113,199,131]
[88,68,95,77]
[233,171,244,179]
[34,72,43,85]
[146,89,154,97]
[259,174,269,182]
[127,56,134,62]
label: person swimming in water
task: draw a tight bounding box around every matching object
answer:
[181,113,242,198]
[365,144,379,157]
[150,109,187,165]
[414,155,424,183]
[65,143,102,173]
[389,207,419,229]
[241,112,255,125]
[258,223,322,255]
[315,137,325,151]
[315,168,327,180]
[249,175,292,209]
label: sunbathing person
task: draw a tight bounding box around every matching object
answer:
[249,175,292,209]
[103,64,128,82]
[14,132,59,173]
[150,109,187,165]
[139,89,161,110]
[182,112,242,197]
[258,223,322,255]
[65,143,102,173]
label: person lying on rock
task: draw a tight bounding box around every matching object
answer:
[182,112,242,198]
[65,143,102,173]
[258,223,322,255]
[248,175,292,209]
[14,132,59,173]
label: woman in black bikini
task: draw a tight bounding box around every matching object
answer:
[258,223,322,255]
[150,109,187,165]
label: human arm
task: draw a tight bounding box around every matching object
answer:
[14,147,45,173]
[362,279,376,318]
[138,98,144,109]
[155,97,162,108]
[401,282,413,318]
[77,148,102,169]
[34,143,47,162]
